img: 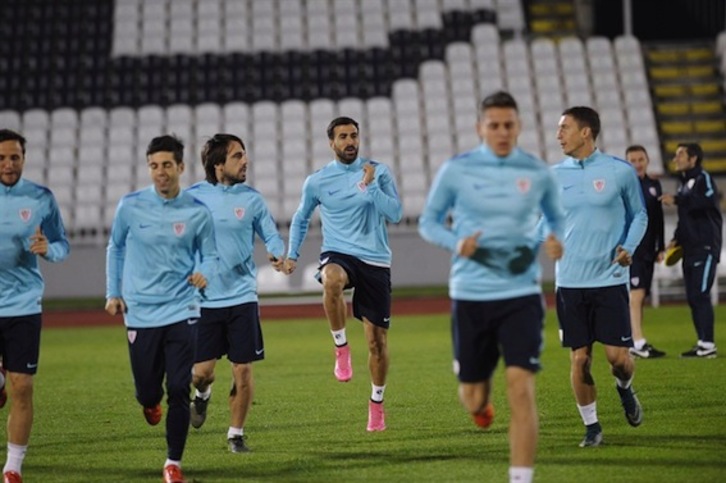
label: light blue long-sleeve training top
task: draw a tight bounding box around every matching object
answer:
[186,181,285,307]
[106,186,218,328]
[551,149,647,288]
[0,178,70,316]
[419,145,565,301]
[287,157,402,266]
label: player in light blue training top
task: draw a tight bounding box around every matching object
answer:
[0,129,69,482]
[186,133,285,453]
[105,135,217,483]
[284,117,402,432]
[551,106,647,449]
[419,91,564,483]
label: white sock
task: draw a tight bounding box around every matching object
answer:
[195,386,212,400]
[227,427,243,439]
[633,338,646,350]
[700,341,715,349]
[164,459,181,469]
[3,443,27,474]
[509,466,533,483]
[577,402,598,426]
[616,376,633,389]
[332,329,347,347]
[371,384,386,403]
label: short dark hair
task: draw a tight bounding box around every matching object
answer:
[201,133,246,184]
[561,106,601,141]
[326,117,359,140]
[678,142,703,166]
[0,129,27,155]
[480,90,519,113]
[625,144,649,158]
[146,134,184,163]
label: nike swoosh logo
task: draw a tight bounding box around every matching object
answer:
[328,189,341,195]
[563,185,575,190]
[255,348,265,355]
[621,336,632,342]
[529,357,540,365]
[383,317,391,322]
[187,318,198,325]
[473,184,487,190]
[139,223,151,229]
[27,362,38,369]
[694,262,703,267]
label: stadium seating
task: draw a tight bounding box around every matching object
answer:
[0,0,663,239]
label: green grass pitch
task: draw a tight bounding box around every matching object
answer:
[9,304,726,482]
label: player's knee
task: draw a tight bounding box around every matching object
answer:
[571,351,591,371]
[9,374,33,402]
[321,265,347,293]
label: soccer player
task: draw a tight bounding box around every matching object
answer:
[105,135,218,483]
[283,117,402,431]
[661,143,722,358]
[625,145,666,359]
[0,129,70,483]
[552,107,648,447]
[186,134,285,452]
[419,91,565,483]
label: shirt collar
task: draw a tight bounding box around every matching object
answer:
[335,157,364,171]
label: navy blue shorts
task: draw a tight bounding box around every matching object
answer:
[127,319,197,408]
[556,285,632,349]
[196,303,264,364]
[629,257,655,295]
[451,295,545,383]
[318,251,391,329]
[0,314,42,375]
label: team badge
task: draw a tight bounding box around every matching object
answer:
[127,330,137,344]
[234,207,245,220]
[631,276,640,287]
[516,177,531,193]
[649,186,657,197]
[173,222,186,236]
[687,178,695,189]
[19,208,32,222]
[593,179,606,192]
[357,181,367,192]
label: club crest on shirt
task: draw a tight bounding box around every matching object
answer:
[516,177,531,194]
[173,222,186,236]
[19,208,32,222]
[649,186,657,197]
[687,178,696,189]
[593,179,606,192]
[234,207,245,220]
[127,330,137,344]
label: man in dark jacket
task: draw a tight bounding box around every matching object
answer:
[626,145,666,358]
[661,143,722,358]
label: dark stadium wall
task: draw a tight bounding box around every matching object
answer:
[593,0,725,41]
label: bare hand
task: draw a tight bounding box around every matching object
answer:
[362,163,376,185]
[187,272,207,289]
[105,297,126,316]
[283,258,297,275]
[269,254,284,272]
[613,245,632,266]
[29,226,48,256]
[544,234,564,261]
[659,193,675,207]
[457,231,482,258]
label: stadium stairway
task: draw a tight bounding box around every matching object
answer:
[645,41,726,175]
[525,0,577,39]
